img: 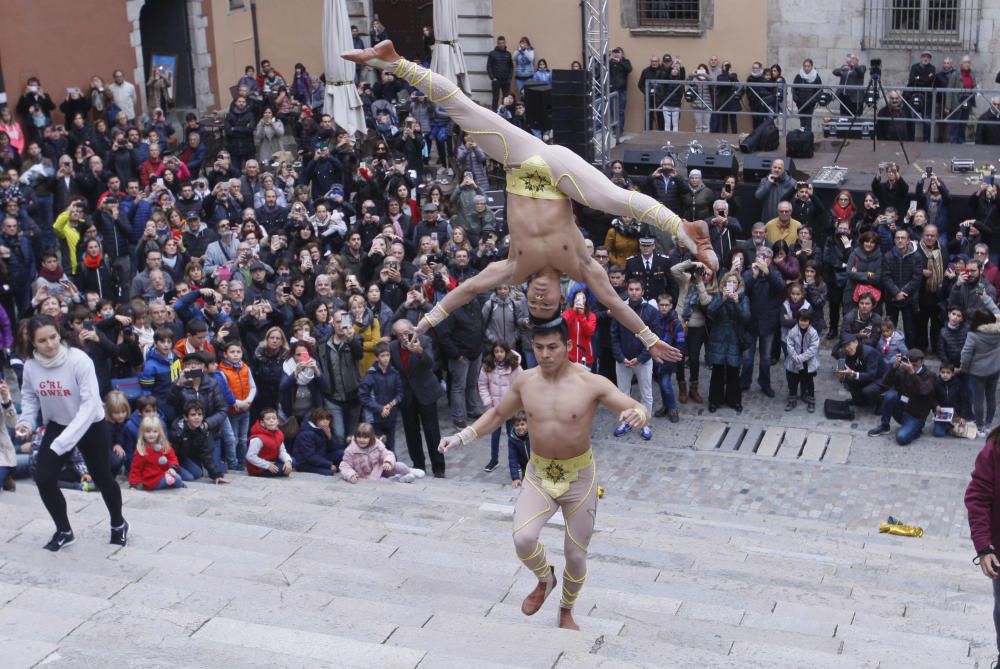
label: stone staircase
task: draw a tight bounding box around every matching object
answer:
[0,469,994,668]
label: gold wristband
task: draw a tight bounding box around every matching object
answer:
[457,426,479,445]
[636,326,660,350]
[632,405,648,428]
[424,303,450,328]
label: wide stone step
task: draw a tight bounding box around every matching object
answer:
[192,616,425,668]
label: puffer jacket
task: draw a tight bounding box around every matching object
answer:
[359,363,404,422]
[873,331,908,368]
[881,241,925,306]
[291,420,342,471]
[340,436,395,481]
[784,325,820,374]
[706,292,750,367]
[482,294,523,349]
[936,322,969,368]
[961,321,1000,377]
[478,353,522,410]
[139,347,181,417]
[845,246,884,304]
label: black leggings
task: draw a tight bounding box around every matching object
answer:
[34,420,124,532]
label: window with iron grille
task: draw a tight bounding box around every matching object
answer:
[638,0,701,26]
[889,0,959,33]
[864,0,977,49]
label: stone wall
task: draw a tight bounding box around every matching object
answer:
[768,0,1000,92]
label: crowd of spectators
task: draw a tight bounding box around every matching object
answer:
[5,24,1000,497]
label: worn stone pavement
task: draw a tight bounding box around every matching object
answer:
[0,346,996,668]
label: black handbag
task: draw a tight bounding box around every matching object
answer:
[823,399,855,421]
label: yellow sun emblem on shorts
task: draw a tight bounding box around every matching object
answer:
[543,461,567,483]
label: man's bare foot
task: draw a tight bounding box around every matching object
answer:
[341,40,401,71]
[520,566,556,616]
[558,607,580,631]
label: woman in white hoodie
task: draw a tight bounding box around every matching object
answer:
[16,315,128,551]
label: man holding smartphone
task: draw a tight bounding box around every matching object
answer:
[316,310,364,447]
[389,319,446,477]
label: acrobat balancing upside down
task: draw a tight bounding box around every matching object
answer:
[343,41,718,363]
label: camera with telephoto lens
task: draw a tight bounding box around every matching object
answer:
[688,264,705,277]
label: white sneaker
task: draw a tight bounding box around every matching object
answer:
[978,429,989,439]
[399,473,417,483]
[410,468,426,479]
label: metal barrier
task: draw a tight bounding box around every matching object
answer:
[641,78,1000,140]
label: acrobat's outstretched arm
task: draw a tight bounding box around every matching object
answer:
[414,259,515,336]
[578,255,681,364]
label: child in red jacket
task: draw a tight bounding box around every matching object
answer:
[246,408,293,477]
[128,416,185,490]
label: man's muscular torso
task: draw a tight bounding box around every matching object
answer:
[515,362,610,460]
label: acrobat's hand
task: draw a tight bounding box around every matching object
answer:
[679,218,719,274]
[649,339,683,364]
[618,406,647,430]
[438,435,461,454]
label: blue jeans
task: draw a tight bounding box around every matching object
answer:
[885,304,916,348]
[740,331,775,390]
[971,373,1000,429]
[522,349,537,369]
[220,417,238,468]
[0,465,10,489]
[228,412,251,463]
[153,473,186,490]
[327,398,360,449]
[881,390,926,445]
[932,421,951,437]
[448,354,484,422]
[178,458,203,481]
[370,418,398,452]
[490,419,514,463]
[109,448,125,476]
[656,371,677,410]
[615,90,627,133]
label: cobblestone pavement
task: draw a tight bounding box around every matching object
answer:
[435,341,981,546]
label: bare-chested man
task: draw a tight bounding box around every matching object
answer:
[438,319,648,630]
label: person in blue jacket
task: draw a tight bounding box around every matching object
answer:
[138,328,181,422]
[358,342,404,452]
[291,407,342,475]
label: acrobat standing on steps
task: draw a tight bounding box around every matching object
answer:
[438,318,648,630]
[343,41,718,364]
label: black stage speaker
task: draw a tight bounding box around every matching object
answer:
[551,69,593,161]
[684,153,739,181]
[521,82,551,131]
[622,148,668,176]
[743,156,796,183]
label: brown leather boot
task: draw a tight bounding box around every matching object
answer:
[677,381,688,404]
[689,385,705,404]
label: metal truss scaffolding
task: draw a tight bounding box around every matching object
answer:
[582,0,611,168]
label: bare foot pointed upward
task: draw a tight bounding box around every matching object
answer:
[341,40,401,71]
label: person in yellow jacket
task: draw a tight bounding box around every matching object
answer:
[53,201,86,275]
[348,293,382,376]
